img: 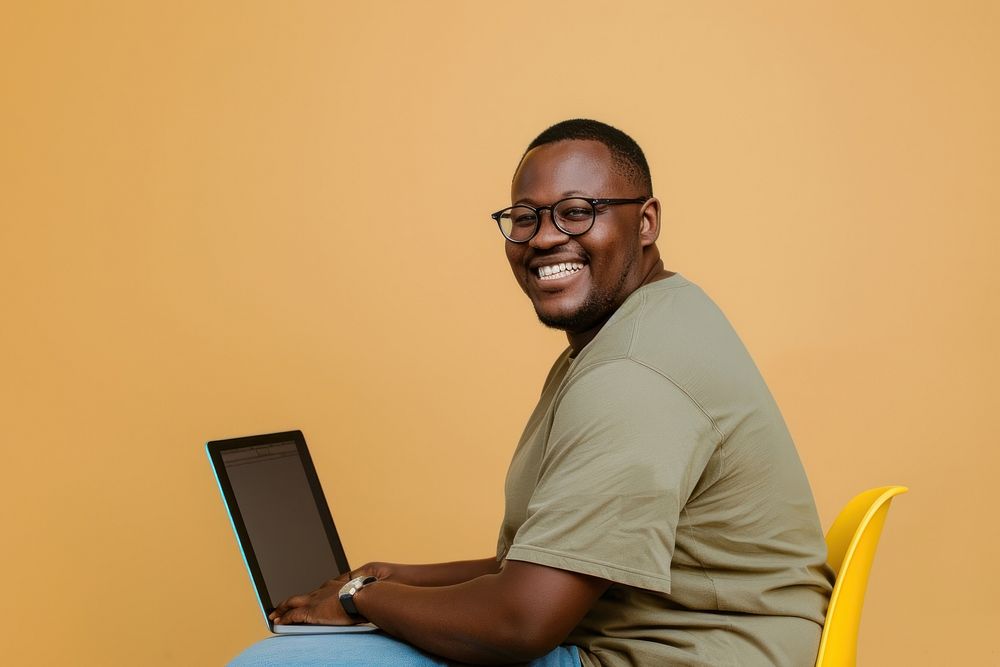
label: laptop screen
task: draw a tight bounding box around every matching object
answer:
[209,432,350,614]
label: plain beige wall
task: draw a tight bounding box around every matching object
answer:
[1,1,997,663]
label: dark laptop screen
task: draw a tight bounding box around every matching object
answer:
[217,437,347,609]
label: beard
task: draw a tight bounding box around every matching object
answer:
[534,263,633,334]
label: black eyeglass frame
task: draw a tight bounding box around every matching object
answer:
[490,197,651,243]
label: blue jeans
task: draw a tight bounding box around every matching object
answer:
[228,632,582,666]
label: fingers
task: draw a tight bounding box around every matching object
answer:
[275,606,311,625]
[269,593,310,622]
[269,568,370,625]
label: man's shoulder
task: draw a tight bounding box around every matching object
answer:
[630,275,747,370]
[569,275,770,429]
[573,273,730,370]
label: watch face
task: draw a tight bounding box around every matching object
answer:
[339,575,371,596]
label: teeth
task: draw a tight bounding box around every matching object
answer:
[536,262,585,281]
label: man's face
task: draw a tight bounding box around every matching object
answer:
[506,139,650,334]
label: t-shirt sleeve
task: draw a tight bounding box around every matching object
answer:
[504,358,721,593]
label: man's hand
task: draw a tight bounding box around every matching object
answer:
[269,577,357,626]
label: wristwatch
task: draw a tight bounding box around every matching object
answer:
[339,575,378,620]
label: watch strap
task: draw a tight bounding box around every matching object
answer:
[339,575,377,620]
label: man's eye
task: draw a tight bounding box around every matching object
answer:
[513,215,537,227]
[561,208,591,220]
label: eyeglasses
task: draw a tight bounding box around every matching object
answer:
[490,197,649,243]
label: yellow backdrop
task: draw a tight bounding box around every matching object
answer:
[2,1,997,664]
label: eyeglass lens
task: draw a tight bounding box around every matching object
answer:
[498,198,595,242]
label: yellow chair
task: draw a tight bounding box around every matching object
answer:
[815,485,908,667]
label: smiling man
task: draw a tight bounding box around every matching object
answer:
[252,120,833,667]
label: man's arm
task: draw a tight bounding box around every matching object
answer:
[350,557,501,587]
[272,559,609,664]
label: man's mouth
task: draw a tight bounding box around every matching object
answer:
[536,261,586,281]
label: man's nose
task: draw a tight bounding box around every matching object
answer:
[528,209,570,250]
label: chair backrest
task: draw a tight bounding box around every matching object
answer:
[815,485,908,667]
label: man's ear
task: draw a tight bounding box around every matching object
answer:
[638,197,661,247]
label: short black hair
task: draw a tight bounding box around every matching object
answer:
[520,119,653,196]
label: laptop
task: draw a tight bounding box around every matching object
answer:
[207,430,377,634]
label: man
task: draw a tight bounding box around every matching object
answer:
[265,119,833,666]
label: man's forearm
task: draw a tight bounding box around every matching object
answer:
[385,557,501,587]
[352,561,606,665]
[355,575,545,664]
[272,560,606,663]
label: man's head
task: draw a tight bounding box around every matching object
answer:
[502,119,665,344]
[517,119,653,195]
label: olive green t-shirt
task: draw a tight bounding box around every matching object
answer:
[497,274,833,667]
